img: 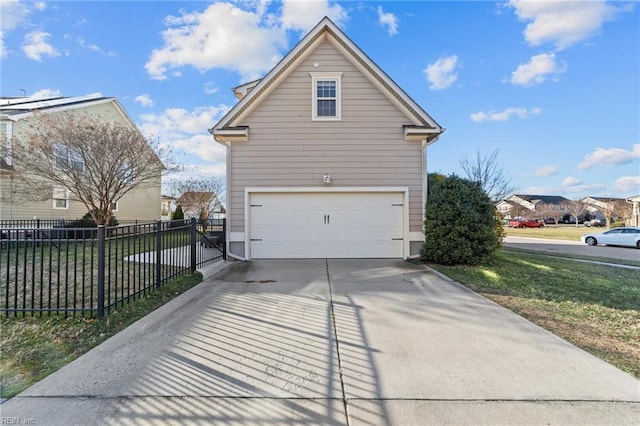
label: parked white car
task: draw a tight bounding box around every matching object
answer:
[581,227,640,248]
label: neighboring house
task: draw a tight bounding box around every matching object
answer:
[209,17,443,260]
[0,94,161,223]
[498,194,569,219]
[626,195,640,227]
[582,196,626,223]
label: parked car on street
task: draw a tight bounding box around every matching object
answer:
[509,218,544,228]
[581,227,640,248]
[543,217,557,225]
[584,219,604,227]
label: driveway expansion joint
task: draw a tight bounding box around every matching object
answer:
[326,259,351,426]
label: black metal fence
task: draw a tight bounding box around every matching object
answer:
[0,218,226,318]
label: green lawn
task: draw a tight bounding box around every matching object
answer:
[505,224,593,241]
[0,272,202,399]
[430,250,640,378]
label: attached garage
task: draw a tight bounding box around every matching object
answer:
[246,189,408,259]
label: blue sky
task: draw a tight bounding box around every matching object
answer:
[1,0,638,199]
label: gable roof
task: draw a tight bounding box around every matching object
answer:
[210,16,443,142]
[512,194,569,204]
[583,196,624,203]
[0,94,115,121]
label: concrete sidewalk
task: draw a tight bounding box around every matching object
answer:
[2,259,638,425]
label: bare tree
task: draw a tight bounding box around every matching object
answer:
[11,111,175,225]
[596,199,631,228]
[459,149,517,202]
[561,199,586,227]
[537,203,562,224]
[170,177,224,222]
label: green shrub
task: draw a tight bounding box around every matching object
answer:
[171,205,184,221]
[80,210,119,227]
[422,173,503,265]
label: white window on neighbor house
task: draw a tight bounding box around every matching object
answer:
[110,202,118,212]
[53,143,84,173]
[311,72,342,121]
[53,186,69,209]
[117,163,135,184]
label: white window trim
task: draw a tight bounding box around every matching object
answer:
[310,72,342,121]
[53,186,70,210]
[111,202,119,212]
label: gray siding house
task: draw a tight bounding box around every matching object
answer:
[210,17,443,260]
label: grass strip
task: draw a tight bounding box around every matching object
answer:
[502,246,640,268]
[429,250,640,378]
[0,272,202,399]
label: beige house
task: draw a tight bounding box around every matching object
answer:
[626,195,640,227]
[497,194,570,219]
[209,17,443,260]
[0,95,161,223]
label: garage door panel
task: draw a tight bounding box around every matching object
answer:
[250,192,404,258]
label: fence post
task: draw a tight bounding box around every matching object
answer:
[190,218,197,273]
[97,225,105,318]
[155,220,162,289]
[223,218,227,260]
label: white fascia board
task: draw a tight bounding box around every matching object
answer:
[404,126,442,142]
[212,127,249,143]
[212,17,443,136]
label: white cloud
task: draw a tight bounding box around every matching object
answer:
[577,144,640,170]
[613,176,640,194]
[377,6,398,36]
[0,33,6,58]
[34,1,46,11]
[562,176,582,187]
[561,176,605,194]
[510,53,566,87]
[281,0,347,32]
[135,94,154,107]
[1,0,30,58]
[139,105,231,166]
[30,88,62,98]
[0,0,30,31]
[204,82,218,95]
[22,31,60,61]
[470,106,541,123]
[146,2,287,81]
[424,55,459,90]
[145,1,348,81]
[508,0,628,50]
[534,164,559,177]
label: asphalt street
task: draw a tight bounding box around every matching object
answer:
[503,236,640,263]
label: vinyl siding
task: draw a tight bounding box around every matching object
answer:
[0,101,161,223]
[229,40,424,235]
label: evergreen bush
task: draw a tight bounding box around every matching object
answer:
[422,173,503,265]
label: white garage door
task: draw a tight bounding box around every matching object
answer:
[249,192,405,259]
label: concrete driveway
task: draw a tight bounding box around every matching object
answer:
[3,259,639,425]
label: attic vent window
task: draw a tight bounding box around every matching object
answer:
[311,72,342,121]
